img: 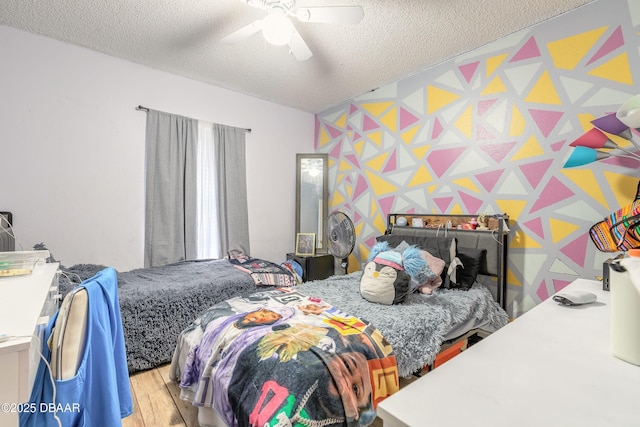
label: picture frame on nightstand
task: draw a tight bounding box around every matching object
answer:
[295,233,315,256]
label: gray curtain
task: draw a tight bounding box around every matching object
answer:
[215,124,250,256]
[144,109,198,267]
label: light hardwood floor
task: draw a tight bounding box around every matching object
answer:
[123,364,418,427]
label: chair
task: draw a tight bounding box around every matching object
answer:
[20,267,133,426]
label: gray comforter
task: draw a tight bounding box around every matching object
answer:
[62,259,256,373]
[296,272,509,377]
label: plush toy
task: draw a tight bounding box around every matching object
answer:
[360,241,426,305]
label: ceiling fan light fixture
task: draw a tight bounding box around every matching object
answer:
[261,12,294,46]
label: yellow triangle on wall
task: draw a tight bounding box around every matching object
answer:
[604,171,640,208]
[549,218,580,244]
[510,229,543,249]
[366,152,389,172]
[370,197,378,217]
[509,105,526,137]
[547,26,608,70]
[449,203,464,214]
[427,85,460,114]
[486,53,508,77]
[453,177,480,193]
[334,112,347,129]
[480,75,507,95]
[365,170,399,196]
[354,140,365,156]
[380,107,398,133]
[412,144,431,160]
[368,131,383,146]
[361,102,394,117]
[588,52,634,85]
[525,70,561,105]
[454,104,474,138]
[511,135,544,161]
[330,190,346,208]
[408,164,434,187]
[561,168,610,211]
[339,159,352,172]
[495,199,528,220]
[401,124,420,144]
[507,269,522,287]
[319,126,331,147]
[373,211,387,234]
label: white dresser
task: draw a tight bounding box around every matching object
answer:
[0,262,59,426]
[377,278,640,427]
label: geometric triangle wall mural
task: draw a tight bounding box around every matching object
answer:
[316,0,640,318]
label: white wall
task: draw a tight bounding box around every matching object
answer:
[0,25,314,272]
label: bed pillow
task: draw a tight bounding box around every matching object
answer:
[451,247,487,290]
[376,235,459,286]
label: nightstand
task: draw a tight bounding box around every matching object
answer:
[286,253,334,282]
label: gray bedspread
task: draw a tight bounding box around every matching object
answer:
[62,259,256,373]
[296,272,509,377]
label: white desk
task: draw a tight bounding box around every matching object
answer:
[0,262,59,426]
[377,278,640,427]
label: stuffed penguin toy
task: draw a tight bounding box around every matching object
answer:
[360,241,425,305]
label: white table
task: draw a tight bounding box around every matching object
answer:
[0,262,59,426]
[377,278,640,427]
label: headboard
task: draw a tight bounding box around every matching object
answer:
[383,213,510,308]
[0,212,15,252]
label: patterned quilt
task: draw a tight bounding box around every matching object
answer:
[170,288,399,427]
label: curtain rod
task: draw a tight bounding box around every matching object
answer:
[136,105,251,133]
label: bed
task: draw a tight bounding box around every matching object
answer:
[59,255,296,373]
[169,213,511,427]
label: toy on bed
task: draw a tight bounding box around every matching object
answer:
[359,241,430,305]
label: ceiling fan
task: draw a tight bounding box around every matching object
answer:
[221,0,364,61]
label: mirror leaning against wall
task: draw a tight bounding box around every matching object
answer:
[295,153,328,254]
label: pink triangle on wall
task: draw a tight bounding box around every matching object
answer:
[427,147,466,177]
[475,169,504,192]
[353,175,369,200]
[529,109,564,138]
[530,176,574,213]
[329,140,342,159]
[459,192,484,214]
[432,118,444,139]
[379,195,395,218]
[349,104,359,115]
[345,154,361,169]
[587,26,624,66]
[550,140,565,152]
[552,279,574,293]
[510,36,541,62]
[363,115,380,132]
[400,108,420,130]
[519,159,554,188]
[383,150,397,173]
[458,61,480,83]
[522,216,545,239]
[477,124,495,140]
[326,124,343,139]
[353,210,362,224]
[478,99,497,116]
[434,197,454,213]
[479,142,516,163]
[536,279,549,301]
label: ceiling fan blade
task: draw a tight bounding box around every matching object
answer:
[288,29,312,61]
[221,20,262,44]
[295,6,364,24]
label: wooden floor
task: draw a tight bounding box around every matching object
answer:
[123,364,418,427]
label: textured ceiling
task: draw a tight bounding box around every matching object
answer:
[0,0,594,113]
